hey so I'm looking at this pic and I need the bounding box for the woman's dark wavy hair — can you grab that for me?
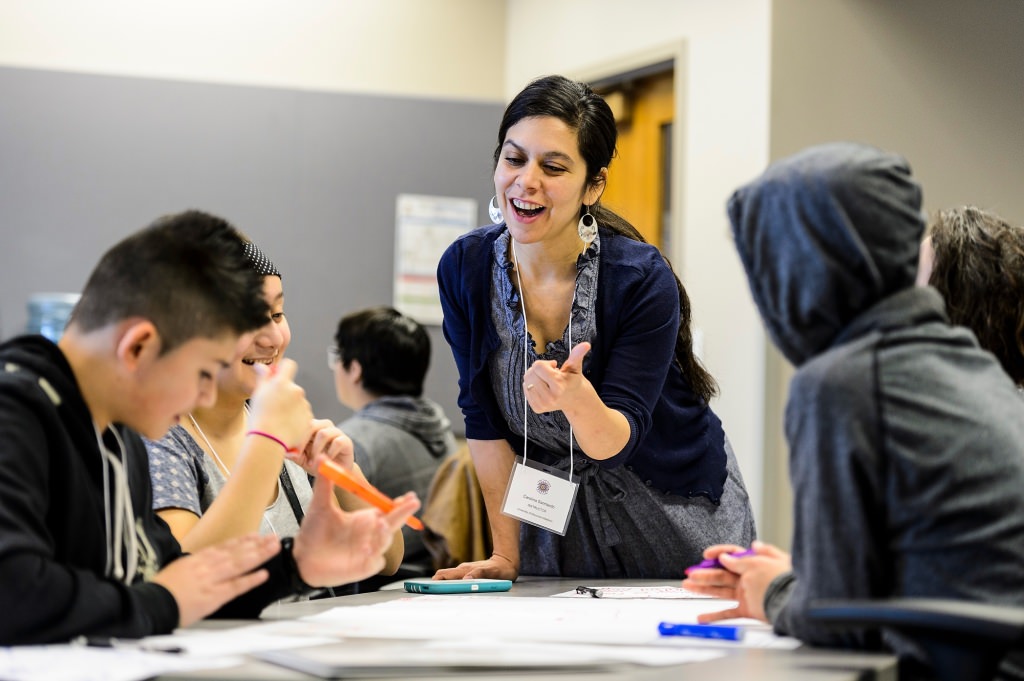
[493,75,717,402]
[927,206,1024,386]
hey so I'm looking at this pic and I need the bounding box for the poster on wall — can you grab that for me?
[394,194,477,325]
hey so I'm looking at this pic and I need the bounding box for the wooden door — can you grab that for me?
[597,70,674,250]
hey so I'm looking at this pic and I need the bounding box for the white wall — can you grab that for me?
[0,0,774,532]
[0,0,507,101]
[506,0,773,528]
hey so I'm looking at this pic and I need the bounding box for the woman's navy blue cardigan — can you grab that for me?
[436,224,728,502]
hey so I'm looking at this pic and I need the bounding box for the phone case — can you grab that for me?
[403,578,513,594]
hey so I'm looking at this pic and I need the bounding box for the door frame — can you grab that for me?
[569,41,688,274]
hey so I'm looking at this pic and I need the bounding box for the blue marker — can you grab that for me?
[657,622,744,641]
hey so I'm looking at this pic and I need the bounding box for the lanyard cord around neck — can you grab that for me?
[187,409,284,534]
[188,412,232,478]
[511,239,576,481]
[97,426,139,583]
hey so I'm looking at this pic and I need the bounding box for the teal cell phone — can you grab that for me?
[403,578,513,594]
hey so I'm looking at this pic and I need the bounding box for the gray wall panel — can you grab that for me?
[0,66,504,432]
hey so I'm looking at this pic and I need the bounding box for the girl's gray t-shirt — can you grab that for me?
[146,424,310,539]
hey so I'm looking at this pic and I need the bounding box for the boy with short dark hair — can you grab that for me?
[0,210,418,644]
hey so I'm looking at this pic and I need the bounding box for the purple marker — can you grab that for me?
[686,547,756,573]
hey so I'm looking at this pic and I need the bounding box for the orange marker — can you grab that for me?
[318,459,424,531]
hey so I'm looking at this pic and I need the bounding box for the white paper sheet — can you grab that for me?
[0,624,339,681]
[0,645,239,681]
[552,584,714,599]
[141,622,340,656]
[256,636,725,674]
[299,594,801,649]
[0,592,798,680]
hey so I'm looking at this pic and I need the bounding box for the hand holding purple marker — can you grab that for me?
[686,547,756,573]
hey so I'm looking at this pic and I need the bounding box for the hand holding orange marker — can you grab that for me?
[318,458,424,531]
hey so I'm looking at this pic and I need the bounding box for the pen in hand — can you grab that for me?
[685,548,756,573]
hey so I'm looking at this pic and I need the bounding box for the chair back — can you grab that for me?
[421,443,492,570]
[810,598,1024,681]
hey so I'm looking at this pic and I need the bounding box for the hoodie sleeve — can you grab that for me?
[591,245,681,465]
[0,552,179,643]
[438,232,506,441]
[0,384,181,644]
[767,346,888,650]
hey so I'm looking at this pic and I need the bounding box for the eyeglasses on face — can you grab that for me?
[327,345,341,370]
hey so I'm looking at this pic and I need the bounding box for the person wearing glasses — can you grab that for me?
[144,242,405,584]
[329,306,457,574]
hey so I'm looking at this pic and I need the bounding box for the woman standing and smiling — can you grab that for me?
[435,75,755,580]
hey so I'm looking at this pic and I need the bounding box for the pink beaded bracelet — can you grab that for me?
[246,430,299,453]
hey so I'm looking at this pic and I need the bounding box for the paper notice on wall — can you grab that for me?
[394,194,477,325]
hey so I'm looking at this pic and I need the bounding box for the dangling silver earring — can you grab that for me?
[578,206,598,244]
[488,196,504,224]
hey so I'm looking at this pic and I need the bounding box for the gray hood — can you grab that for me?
[727,142,924,367]
[357,395,455,459]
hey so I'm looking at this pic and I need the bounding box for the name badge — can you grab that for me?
[501,456,579,536]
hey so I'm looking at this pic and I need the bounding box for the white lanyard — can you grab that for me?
[501,240,581,536]
[97,426,139,583]
[188,408,280,536]
[510,239,576,480]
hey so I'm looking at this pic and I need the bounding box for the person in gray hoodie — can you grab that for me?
[331,306,458,569]
[682,143,1024,680]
